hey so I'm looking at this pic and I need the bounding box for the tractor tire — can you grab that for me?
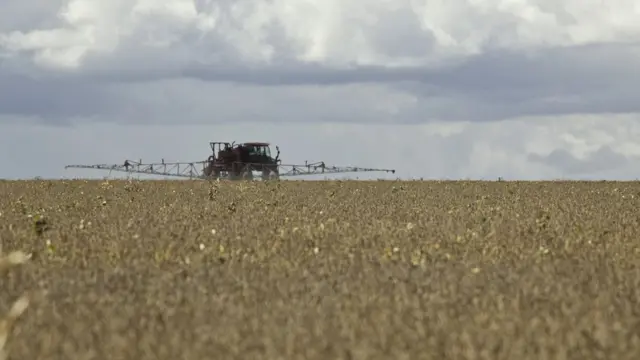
[262,168,279,181]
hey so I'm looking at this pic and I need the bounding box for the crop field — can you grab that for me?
[1,179,640,359]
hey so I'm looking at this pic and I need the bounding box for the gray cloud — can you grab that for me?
[0,72,118,121]
[528,145,633,175]
[0,0,66,32]
[1,43,638,125]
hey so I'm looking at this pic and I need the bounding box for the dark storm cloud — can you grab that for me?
[404,42,640,121]
[103,42,640,123]
[179,42,637,87]
[0,72,122,121]
[0,42,637,125]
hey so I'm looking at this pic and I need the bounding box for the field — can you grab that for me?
[1,179,640,359]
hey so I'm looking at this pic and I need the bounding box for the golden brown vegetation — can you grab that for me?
[1,179,640,359]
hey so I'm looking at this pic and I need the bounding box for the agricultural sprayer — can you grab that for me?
[65,141,395,180]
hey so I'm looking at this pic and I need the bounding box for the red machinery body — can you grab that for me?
[204,142,281,180]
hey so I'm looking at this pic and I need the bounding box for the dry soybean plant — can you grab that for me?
[0,245,30,360]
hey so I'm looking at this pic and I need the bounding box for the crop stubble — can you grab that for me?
[1,179,640,359]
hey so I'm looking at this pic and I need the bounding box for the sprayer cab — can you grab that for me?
[209,142,279,162]
[241,142,280,164]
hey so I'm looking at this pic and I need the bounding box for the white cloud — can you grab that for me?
[0,0,639,179]
[3,0,640,70]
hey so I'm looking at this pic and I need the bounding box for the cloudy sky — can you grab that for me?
[1,0,640,180]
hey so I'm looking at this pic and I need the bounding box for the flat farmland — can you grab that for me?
[1,179,640,359]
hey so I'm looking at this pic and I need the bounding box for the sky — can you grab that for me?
[1,0,640,180]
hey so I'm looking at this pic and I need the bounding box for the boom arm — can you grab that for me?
[279,161,395,177]
[65,160,209,179]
